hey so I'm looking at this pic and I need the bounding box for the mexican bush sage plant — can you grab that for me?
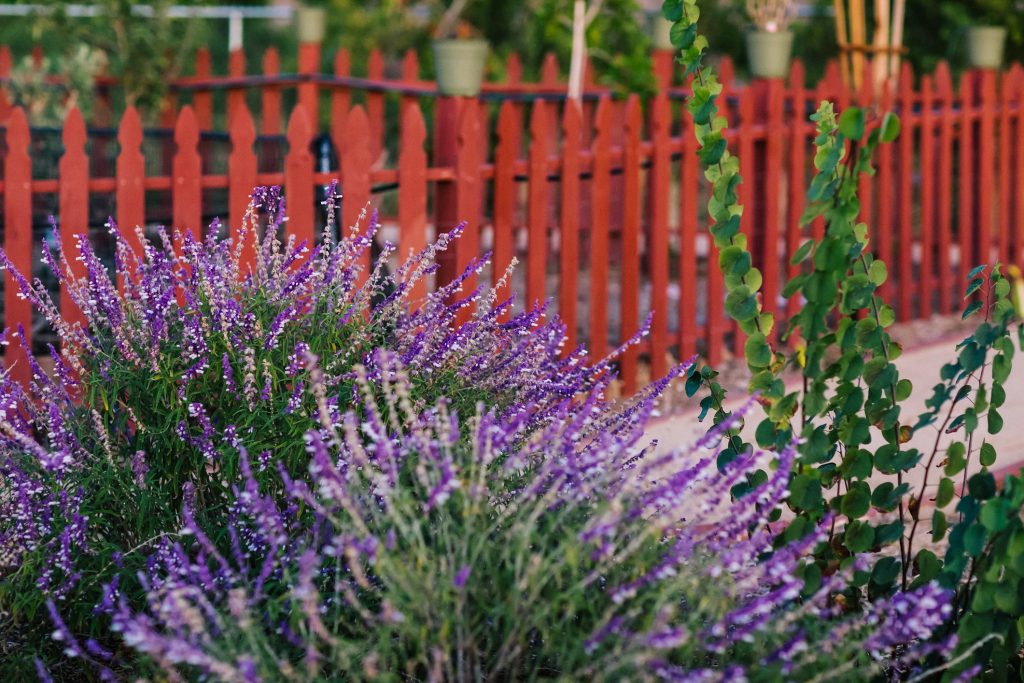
[89,353,955,682]
[0,185,633,677]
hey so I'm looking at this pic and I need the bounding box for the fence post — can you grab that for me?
[330,49,352,163]
[560,102,582,355]
[262,47,282,138]
[172,106,203,249]
[116,106,146,283]
[679,78,700,361]
[228,103,258,273]
[527,100,551,312]
[59,107,89,331]
[998,67,1016,266]
[228,48,246,132]
[876,81,895,303]
[193,48,213,130]
[401,50,420,116]
[590,98,612,361]
[1011,66,1024,267]
[285,105,315,250]
[3,108,32,386]
[958,70,975,282]
[0,45,10,122]
[398,102,427,303]
[978,69,997,268]
[433,96,463,286]
[786,61,807,322]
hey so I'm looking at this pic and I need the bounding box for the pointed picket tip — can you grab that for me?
[287,104,314,144]
[119,106,143,148]
[1005,64,1024,98]
[334,48,350,74]
[369,48,384,75]
[262,46,280,72]
[62,106,86,148]
[345,105,370,139]
[822,60,843,93]
[541,52,560,84]
[229,48,246,76]
[0,45,11,72]
[195,46,211,73]
[934,61,953,96]
[402,49,419,80]
[229,102,257,147]
[174,106,200,147]
[401,101,427,147]
[507,53,523,82]
[719,56,735,87]
[899,61,914,93]
[593,96,613,139]
[5,105,28,145]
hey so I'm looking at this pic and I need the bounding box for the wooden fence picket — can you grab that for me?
[338,106,372,277]
[228,103,258,272]
[679,94,700,361]
[786,61,807,322]
[763,78,784,322]
[58,107,89,330]
[1012,66,1024,267]
[998,68,1017,266]
[193,48,213,130]
[919,74,936,316]
[4,108,32,385]
[876,82,895,305]
[527,100,550,310]
[368,49,385,165]
[958,70,976,282]
[285,105,315,249]
[262,48,282,137]
[649,93,671,378]
[173,107,203,247]
[898,63,914,321]
[116,106,146,273]
[398,102,427,302]
[492,102,519,303]
[590,98,612,361]
[455,99,484,324]
[621,96,642,394]
[979,70,997,267]
[936,63,955,313]
[560,102,582,355]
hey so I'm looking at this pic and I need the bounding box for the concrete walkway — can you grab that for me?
[645,330,1024,538]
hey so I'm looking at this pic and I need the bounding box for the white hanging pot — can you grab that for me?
[746,30,794,79]
[432,39,489,97]
[966,25,1007,69]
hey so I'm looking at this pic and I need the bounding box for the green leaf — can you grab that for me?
[879,112,901,143]
[744,332,772,368]
[878,305,896,327]
[989,408,1004,435]
[871,556,900,588]
[968,471,997,500]
[932,510,948,542]
[967,264,988,280]
[962,300,984,320]
[844,520,874,553]
[894,379,912,402]
[725,286,759,322]
[789,239,814,265]
[936,477,955,508]
[980,442,997,467]
[841,482,871,519]
[838,107,866,140]
[790,474,822,510]
[914,548,941,582]
[868,259,888,286]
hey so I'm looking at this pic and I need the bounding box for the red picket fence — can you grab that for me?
[2,56,1023,393]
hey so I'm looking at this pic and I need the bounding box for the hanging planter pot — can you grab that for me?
[746,30,794,79]
[296,5,326,44]
[432,39,489,97]
[966,25,1007,69]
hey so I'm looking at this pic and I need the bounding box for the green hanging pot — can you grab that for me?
[746,30,794,79]
[966,25,1007,69]
[432,39,489,97]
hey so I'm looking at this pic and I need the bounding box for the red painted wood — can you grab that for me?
[1012,66,1024,267]
[919,75,936,317]
[679,106,700,360]
[261,48,282,136]
[398,102,428,303]
[590,98,612,360]
[876,83,895,304]
[897,63,914,321]
[527,100,550,311]
[560,102,582,353]
[58,107,89,331]
[541,53,560,87]
[228,48,246,128]
[4,108,32,385]
[492,102,519,304]
[786,61,807,322]
[173,106,203,248]
[649,93,670,377]
[621,96,642,394]
[433,97,463,287]
[298,42,322,128]
[454,99,484,324]
[116,106,146,278]
[998,70,1013,266]
[228,103,258,274]
[339,106,373,279]
[958,70,975,281]
[401,50,419,115]
[763,78,784,322]
[367,49,385,165]
[193,48,213,130]
[978,70,997,267]
[285,105,316,250]
[329,50,352,183]
[936,63,955,314]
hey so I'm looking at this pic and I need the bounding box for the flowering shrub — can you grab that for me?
[74,355,953,681]
[0,187,626,676]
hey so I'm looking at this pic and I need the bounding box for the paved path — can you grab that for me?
[646,333,1024,519]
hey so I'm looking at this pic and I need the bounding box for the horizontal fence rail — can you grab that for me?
[1,56,1023,393]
